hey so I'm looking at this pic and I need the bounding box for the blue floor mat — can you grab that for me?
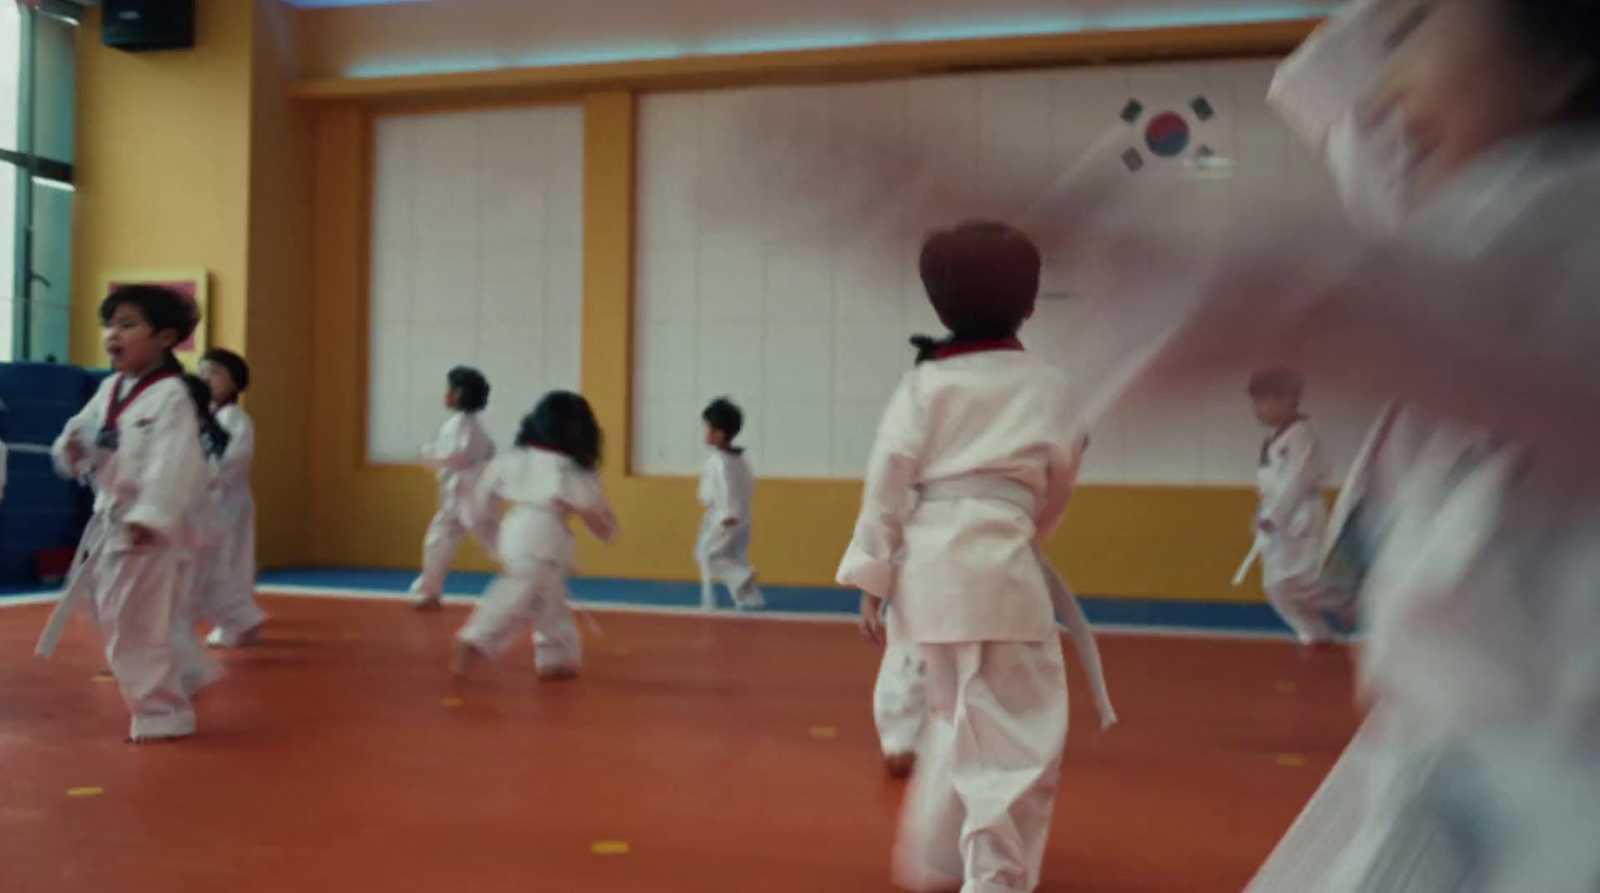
[254,567,1293,635]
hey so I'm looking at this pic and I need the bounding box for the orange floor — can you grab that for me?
[0,595,1357,893]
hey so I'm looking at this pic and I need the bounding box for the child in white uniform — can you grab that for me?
[411,366,495,610]
[452,391,617,682]
[696,397,763,610]
[170,373,229,697]
[841,222,1088,893]
[198,348,265,647]
[1248,367,1336,645]
[46,285,210,742]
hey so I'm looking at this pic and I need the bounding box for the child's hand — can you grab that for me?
[63,437,87,467]
[859,594,886,645]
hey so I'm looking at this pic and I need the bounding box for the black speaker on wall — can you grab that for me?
[102,0,195,52]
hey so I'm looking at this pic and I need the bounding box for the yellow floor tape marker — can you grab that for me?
[91,673,115,684]
[342,631,362,641]
[810,726,838,739]
[1276,754,1306,767]
[590,840,630,856]
[67,787,104,798]
[440,696,465,708]
[1275,681,1296,694]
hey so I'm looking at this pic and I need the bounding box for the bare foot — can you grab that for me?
[451,640,481,679]
[537,666,579,682]
[884,752,916,780]
[415,597,444,613]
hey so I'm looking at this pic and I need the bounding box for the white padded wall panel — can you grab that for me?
[368,106,585,463]
[633,61,1385,481]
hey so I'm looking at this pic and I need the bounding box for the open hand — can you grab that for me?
[858,594,886,645]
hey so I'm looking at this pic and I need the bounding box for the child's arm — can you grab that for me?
[837,376,925,600]
[52,380,111,479]
[1259,426,1328,534]
[213,408,255,484]
[122,392,207,544]
[1063,179,1600,482]
[461,462,506,550]
[1036,430,1088,543]
[420,417,480,471]
[564,471,619,544]
[709,460,745,528]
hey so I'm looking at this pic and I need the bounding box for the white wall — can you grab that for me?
[367,105,584,462]
[631,59,1384,483]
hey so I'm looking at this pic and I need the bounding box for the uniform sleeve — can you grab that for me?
[1260,425,1327,532]
[1037,430,1087,543]
[213,408,255,485]
[421,416,478,470]
[462,461,505,550]
[121,394,206,540]
[562,470,618,543]
[837,375,925,599]
[711,459,745,525]
[52,378,111,479]
[1066,175,1600,481]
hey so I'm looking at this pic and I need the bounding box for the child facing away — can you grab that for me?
[451,391,618,682]
[197,348,266,647]
[43,285,212,742]
[169,373,231,698]
[1247,367,1336,645]
[411,365,496,611]
[696,397,763,610]
[840,221,1090,893]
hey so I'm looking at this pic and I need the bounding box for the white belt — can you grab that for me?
[914,474,1117,730]
[918,475,1038,516]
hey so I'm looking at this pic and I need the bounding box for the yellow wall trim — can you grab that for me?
[290,20,1318,105]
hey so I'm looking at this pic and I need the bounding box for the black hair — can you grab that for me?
[182,373,232,460]
[918,221,1041,341]
[447,365,491,413]
[202,348,251,400]
[99,285,199,352]
[517,391,602,471]
[701,397,744,442]
[1247,366,1305,401]
[1495,0,1600,121]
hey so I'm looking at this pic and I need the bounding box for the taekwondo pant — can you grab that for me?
[894,636,1069,893]
[875,606,927,757]
[696,519,763,609]
[411,509,468,602]
[457,560,582,673]
[77,523,196,739]
[1262,533,1337,645]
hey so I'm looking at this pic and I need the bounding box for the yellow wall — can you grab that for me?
[72,1,254,365]
[244,0,315,567]
[72,0,314,568]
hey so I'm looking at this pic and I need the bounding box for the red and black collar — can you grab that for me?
[931,338,1025,361]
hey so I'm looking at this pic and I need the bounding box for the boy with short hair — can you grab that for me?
[1247,366,1336,645]
[46,285,211,742]
[697,398,763,610]
[840,221,1088,893]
